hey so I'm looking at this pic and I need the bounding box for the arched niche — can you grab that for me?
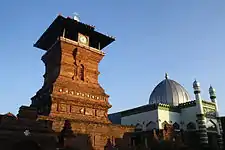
[161,121,169,129]
[79,64,85,81]
[146,121,157,131]
[187,122,196,131]
[173,122,180,130]
[135,123,143,132]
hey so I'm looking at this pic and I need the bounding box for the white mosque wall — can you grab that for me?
[158,109,181,129]
[180,105,197,130]
[121,110,158,130]
[120,105,205,131]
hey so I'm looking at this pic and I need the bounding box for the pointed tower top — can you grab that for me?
[209,85,216,93]
[193,79,200,88]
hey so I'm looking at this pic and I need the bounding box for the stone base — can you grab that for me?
[39,115,134,149]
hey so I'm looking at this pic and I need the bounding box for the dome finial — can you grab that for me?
[165,73,169,79]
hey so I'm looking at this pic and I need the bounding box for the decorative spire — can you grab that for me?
[165,73,169,79]
[73,12,80,22]
[209,85,216,102]
[209,85,216,93]
[193,79,200,89]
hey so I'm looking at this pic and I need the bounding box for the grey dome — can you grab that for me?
[149,74,191,106]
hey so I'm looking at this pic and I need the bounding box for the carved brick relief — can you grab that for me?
[59,103,67,112]
[71,106,84,114]
[51,103,58,112]
[85,108,95,116]
[55,87,107,102]
[94,134,106,146]
[96,110,105,117]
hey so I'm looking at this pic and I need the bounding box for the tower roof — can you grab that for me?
[34,15,115,51]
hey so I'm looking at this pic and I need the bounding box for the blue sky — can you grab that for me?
[0,1,225,115]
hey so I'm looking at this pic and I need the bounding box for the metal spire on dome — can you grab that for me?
[165,73,169,79]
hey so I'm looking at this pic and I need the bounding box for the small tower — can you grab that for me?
[193,80,201,100]
[209,85,224,149]
[209,85,219,116]
[193,79,208,146]
[31,14,115,124]
[209,85,216,103]
[193,79,204,114]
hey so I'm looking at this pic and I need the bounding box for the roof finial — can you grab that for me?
[193,79,200,88]
[165,73,169,79]
[209,84,213,88]
[73,12,80,22]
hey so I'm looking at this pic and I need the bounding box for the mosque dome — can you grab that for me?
[149,73,191,106]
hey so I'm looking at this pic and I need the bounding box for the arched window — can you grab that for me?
[173,122,180,130]
[187,122,196,131]
[79,64,84,81]
[135,123,143,132]
[162,121,169,129]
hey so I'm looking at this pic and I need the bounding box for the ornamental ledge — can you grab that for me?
[55,88,107,101]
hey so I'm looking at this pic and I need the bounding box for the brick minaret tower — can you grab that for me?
[31,14,115,124]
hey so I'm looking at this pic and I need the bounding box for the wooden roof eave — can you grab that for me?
[34,15,115,50]
[34,15,65,50]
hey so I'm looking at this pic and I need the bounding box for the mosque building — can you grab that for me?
[109,73,224,148]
